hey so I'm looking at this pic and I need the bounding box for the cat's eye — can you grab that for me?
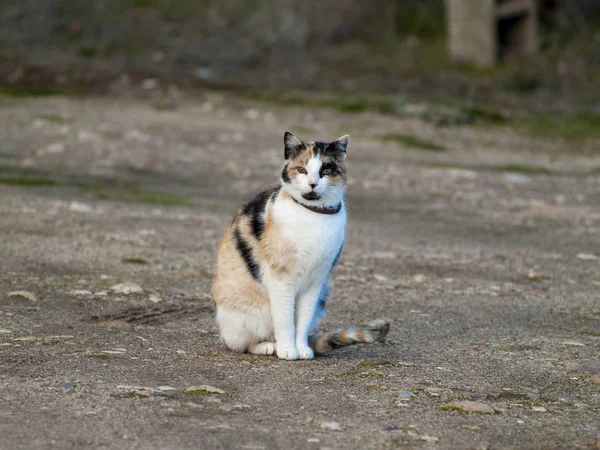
[296,167,307,174]
[322,169,332,175]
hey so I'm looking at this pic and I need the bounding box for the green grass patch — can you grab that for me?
[122,257,149,265]
[377,134,446,152]
[358,371,387,378]
[240,91,396,115]
[87,353,109,360]
[461,106,509,124]
[184,388,224,396]
[499,164,551,174]
[578,331,600,337]
[0,176,56,186]
[0,85,65,98]
[517,113,600,141]
[80,184,187,206]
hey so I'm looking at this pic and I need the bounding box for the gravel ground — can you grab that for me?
[1,91,599,450]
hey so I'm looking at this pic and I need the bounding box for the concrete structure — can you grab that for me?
[447,0,538,67]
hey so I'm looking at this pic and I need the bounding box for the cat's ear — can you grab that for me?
[284,131,303,159]
[332,134,349,154]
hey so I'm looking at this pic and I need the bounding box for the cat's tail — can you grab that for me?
[308,322,390,355]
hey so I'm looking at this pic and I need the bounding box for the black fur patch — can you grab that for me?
[233,227,261,282]
[242,186,279,240]
[319,162,339,177]
[281,164,291,184]
[331,243,343,271]
[317,284,330,312]
[316,141,345,159]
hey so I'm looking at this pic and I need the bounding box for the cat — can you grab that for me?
[212,132,389,360]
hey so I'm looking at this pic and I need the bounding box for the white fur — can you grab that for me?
[217,135,348,361]
[265,192,346,360]
[216,182,346,360]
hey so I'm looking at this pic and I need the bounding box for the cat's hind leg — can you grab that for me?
[248,342,276,355]
[216,306,274,354]
[216,308,253,352]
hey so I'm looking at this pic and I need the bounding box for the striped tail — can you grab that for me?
[308,322,390,355]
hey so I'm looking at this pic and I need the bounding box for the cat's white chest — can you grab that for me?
[272,198,345,276]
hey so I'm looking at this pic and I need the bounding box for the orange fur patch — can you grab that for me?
[212,225,269,312]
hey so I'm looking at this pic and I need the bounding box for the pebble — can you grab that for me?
[413,274,426,283]
[444,401,495,414]
[69,201,93,213]
[69,290,93,296]
[532,406,547,412]
[399,390,416,398]
[504,173,531,184]
[373,274,388,282]
[149,294,162,303]
[184,385,226,395]
[318,420,342,431]
[7,291,37,302]
[560,340,586,347]
[577,253,599,261]
[110,282,144,295]
[0,329,13,335]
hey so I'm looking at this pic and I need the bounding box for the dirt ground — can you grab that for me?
[1,91,599,450]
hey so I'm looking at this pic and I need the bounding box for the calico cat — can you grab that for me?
[212,132,389,360]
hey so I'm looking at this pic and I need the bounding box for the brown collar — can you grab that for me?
[292,197,342,215]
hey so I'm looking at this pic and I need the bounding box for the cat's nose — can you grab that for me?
[309,181,318,189]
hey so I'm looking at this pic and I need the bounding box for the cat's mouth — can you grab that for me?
[302,192,321,201]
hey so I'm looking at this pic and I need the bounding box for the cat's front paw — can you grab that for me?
[276,346,299,360]
[297,346,314,360]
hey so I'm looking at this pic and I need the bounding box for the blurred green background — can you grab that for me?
[1,0,599,136]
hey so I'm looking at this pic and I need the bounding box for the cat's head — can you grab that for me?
[280,131,348,207]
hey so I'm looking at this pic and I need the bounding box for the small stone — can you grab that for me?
[373,274,388,282]
[532,406,547,412]
[60,382,75,391]
[592,375,600,384]
[110,282,143,295]
[184,385,226,395]
[418,435,439,443]
[0,329,13,335]
[318,420,342,431]
[577,253,599,261]
[527,269,544,280]
[69,201,93,213]
[560,340,586,347]
[94,291,109,297]
[473,344,487,352]
[462,425,481,431]
[424,387,446,397]
[504,173,531,184]
[399,390,416,398]
[69,289,93,296]
[149,294,162,303]
[443,401,495,414]
[7,291,37,302]
[413,274,426,283]
[176,349,186,354]
[101,350,125,355]
[306,438,320,443]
